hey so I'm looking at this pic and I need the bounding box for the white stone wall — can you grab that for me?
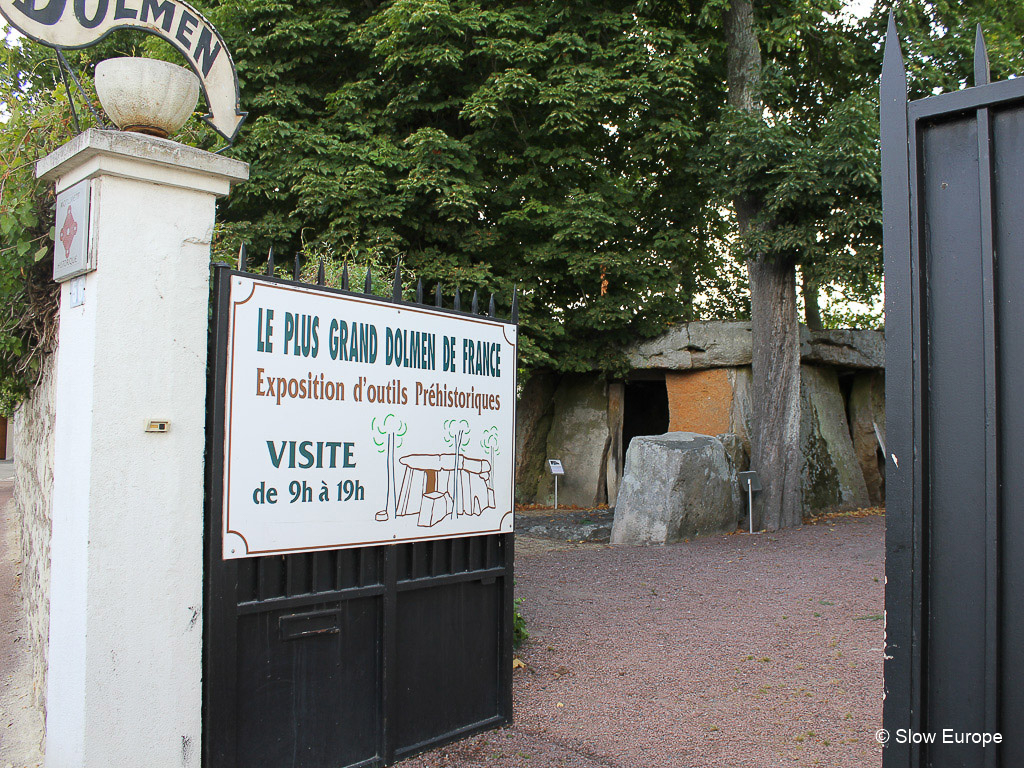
[13,350,57,715]
[36,130,246,767]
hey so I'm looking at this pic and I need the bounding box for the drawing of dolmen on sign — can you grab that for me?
[394,452,496,527]
[376,417,500,528]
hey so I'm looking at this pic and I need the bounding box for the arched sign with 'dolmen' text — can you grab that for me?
[0,0,246,141]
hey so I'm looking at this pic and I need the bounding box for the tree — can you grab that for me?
[372,413,407,521]
[721,0,803,531]
[696,0,1024,529]
[207,0,725,374]
[876,0,1024,97]
[686,0,879,530]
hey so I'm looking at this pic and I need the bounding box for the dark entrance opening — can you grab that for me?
[621,373,669,469]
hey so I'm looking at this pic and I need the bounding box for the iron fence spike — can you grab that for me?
[266,246,275,277]
[454,286,461,311]
[881,13,906,93]
[238,242,247,272]
[435,283,442,307]
[293,255,301,282]
[342,264,349,290]
[416,279,424,304]
[975,24,991,87]
[317,258,326,286]
[364,267,372,295]
[471,290,479,314]
[393,258,403,302]
[489,294,496,317]
[511,286,519,324]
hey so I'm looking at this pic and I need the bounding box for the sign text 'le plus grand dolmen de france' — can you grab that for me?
[222,275,517,559]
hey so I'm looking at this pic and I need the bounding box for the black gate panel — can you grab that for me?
[993,106,1024,767]
[204,265,514,768]
[883,20,1024,768]
[391,535,510,757]
[395,581,503,754]
[235,597,381,768]
[920,114,988,763]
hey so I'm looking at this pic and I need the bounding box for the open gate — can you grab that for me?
[203,262,515,767]
[883,19,1024,768]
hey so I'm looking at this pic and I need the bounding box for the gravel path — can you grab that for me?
[404,513,884,768]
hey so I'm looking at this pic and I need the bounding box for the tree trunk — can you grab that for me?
[726,0,803,530]
[748,257,803,530]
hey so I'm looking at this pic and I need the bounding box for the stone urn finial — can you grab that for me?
[95,57,201,139]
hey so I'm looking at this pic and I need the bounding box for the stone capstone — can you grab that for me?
[541,374,610,507]
[627,321,753,370]
[801,327,884,370]
[611,432,741,545]
[627,321,883,372]
[800,366,870,513]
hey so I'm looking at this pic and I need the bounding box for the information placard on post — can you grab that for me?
[53,179,95,282]
[548,458,564,509]
[221,275,517,558]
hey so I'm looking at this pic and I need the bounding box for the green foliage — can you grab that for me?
[0,40,95,406]
[819,283,884,330]
[513,595,528,648]
[0,26,218,408]
[208,0,725,374]
[875,0,1024,98]
[295,242,417,302]
[697,0,884,320]
[6,0,1024,405]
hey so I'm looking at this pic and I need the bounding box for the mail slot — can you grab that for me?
[279,609,341,640]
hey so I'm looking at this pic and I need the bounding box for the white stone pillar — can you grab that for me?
[36,129,248,768]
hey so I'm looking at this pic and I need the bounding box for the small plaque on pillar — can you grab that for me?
[53,179,95,283]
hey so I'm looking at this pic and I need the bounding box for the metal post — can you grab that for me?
[748,481,754,535]
[554,475,558,510]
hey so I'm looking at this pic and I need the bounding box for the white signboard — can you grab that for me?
[222,275,517,559]
[0,0,245,141]
[548,459,564,475]
[52,179,95,282]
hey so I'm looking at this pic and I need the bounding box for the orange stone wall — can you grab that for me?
[665,369,734,436]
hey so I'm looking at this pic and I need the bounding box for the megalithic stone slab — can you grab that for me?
[611,432,741,545]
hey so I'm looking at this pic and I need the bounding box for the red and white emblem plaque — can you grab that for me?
[52,179,94,282]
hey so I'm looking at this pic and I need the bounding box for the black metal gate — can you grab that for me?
[203,262,514,768]
[882,20,1024,768]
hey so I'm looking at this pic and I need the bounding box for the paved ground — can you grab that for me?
[404,513,885,768]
